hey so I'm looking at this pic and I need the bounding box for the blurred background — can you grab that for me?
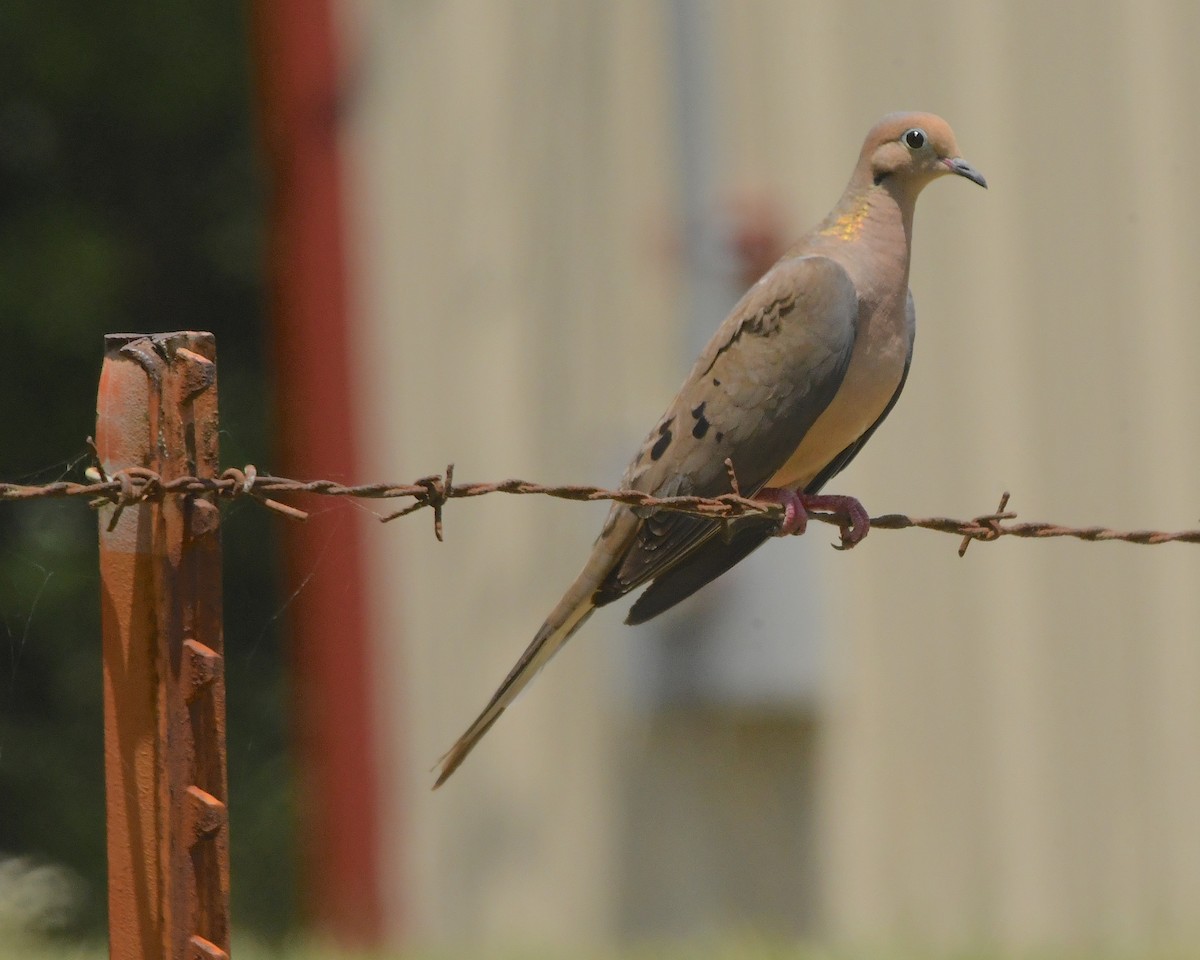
[3,1,1200,957]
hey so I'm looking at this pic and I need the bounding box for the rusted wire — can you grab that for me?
[2,452,1199,555]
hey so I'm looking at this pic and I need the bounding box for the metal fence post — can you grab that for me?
[96,332,230,960]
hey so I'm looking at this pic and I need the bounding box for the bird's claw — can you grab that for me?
[755,487,808,536]
[755,489,870,548]
[806,493,870,549]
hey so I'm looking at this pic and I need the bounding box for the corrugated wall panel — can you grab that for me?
[339,0,1200,950]
[340,0,678,945]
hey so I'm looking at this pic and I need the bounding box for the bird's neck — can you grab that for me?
[811,182,915,300]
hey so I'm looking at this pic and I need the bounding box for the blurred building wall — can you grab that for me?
[337,0,1200,952]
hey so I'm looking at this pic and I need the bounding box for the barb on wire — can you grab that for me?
[2,454,1199,555]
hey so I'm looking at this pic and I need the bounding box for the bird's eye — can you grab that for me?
[903,128,927,149]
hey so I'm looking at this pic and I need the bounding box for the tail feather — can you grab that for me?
[433,600,594,787]
[433,509,638,788]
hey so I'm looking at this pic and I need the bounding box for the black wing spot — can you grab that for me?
[714,431,724,443]
[712,378,721,387]
[701,295,795,376]
[650,420,673,461]
[690,401,709,439]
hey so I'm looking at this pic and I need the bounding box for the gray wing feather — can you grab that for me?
[592,254,858,606]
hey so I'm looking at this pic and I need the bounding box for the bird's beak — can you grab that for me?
[942,156,988,188]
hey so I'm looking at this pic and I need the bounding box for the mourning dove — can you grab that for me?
[435,112,985,786]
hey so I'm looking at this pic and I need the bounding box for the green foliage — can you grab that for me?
[0,0,296,941]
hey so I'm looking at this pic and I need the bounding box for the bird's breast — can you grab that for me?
[766,290,911,491]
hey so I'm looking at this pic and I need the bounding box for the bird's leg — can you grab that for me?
[754,488,871,548]
[800,493,870,549]
[754,487,809,536]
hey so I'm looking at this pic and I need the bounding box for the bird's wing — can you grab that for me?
[593,254,858,605]
[624,339,913,625]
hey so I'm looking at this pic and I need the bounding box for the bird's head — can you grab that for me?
[861,112,987,195]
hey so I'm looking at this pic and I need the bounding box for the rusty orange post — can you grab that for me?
[96,332,230,960]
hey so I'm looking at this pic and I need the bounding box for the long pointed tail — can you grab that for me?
[433,511,636,788]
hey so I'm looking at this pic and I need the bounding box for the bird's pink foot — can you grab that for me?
[755,487,808,536]
[754,488,871,548]
[802,493,870,548]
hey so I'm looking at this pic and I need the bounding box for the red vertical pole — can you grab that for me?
[97,332,230,960]
[250,1,385,946]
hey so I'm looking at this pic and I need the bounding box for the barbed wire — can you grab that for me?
[2,451,1198,557]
